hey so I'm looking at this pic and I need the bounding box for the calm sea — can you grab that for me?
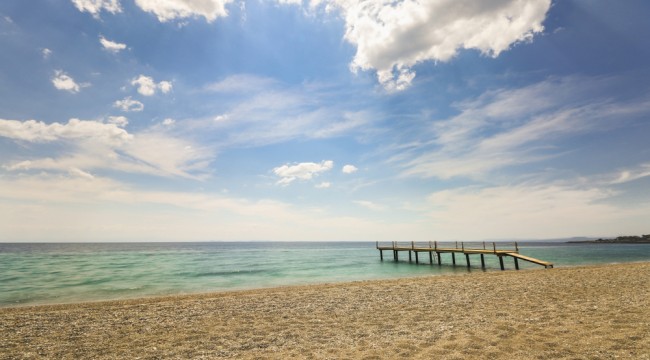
[1,241,649,307]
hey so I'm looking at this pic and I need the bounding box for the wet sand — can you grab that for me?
[1,262,649,359]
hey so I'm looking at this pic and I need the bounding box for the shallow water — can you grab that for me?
[1,241,649,307]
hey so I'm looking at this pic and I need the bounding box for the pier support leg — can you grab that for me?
[452,253,456,265]
[514,257,519,270]
[379,250,383,261]
[429,252,433,265]
[480,254,485,269]
[499,256,505,271]
[394,250,398,262]
[436,252,441,265]
[465,254,471,268]
[415,251,419,264]
[408,251,412,263]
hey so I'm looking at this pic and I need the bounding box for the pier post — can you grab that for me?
[480,254,485,269]
[452,253,456,265]
[514,257,519,270]
[409,251,412,263]
[465,253,471,268]
[380,250,383,261]
[436,252,441,265]
[498,256,505,270]
[415,251,419,264]
[394,250,398,261]
[429,251,433,264]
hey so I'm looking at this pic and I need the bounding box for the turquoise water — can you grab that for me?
[1,241,649,307]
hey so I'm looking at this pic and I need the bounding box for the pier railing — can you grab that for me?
[375,241,551,269]
[376,241,519,253]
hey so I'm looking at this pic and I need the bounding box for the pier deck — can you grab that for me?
[376,241,553,270]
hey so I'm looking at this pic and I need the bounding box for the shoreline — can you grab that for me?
[1,262,649,359]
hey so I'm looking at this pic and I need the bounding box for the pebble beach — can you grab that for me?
[1,262,649,359]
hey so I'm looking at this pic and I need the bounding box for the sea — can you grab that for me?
[1,241,649,307]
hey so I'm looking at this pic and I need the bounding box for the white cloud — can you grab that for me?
[205,74,277,93]
[342,164,358,174]
[99,36,127,53]
[134,0,233,22]
[0,118,213,180]
[315,181,331,189]
[198,76,375,148]
[396,77,650,180]
[114,97,144,112]
[132,75,172,96]
[162,118,176,126]
[52,70,88,93]
[316,0,550,91]
[71,0,122,18]
[354,200,385,211]
[0,118,131,144]
[273,160,333,185]
[42,48,52,59]
[610,164,650,185]
[107,116,128,127]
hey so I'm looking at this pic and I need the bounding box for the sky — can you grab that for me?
[1,0,649,242]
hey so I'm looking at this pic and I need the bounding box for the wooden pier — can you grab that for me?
[376,241,553,270]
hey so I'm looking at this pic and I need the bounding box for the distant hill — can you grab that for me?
[567,235,650,244]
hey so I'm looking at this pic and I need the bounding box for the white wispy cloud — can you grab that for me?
[196,75,377,148]
[42,48,52,59]
[273,160,333,185]
[204,74,277,93]
[395,77,650,180]
[134,0,233,22]
[107,115,128,127]
[99,35,127,53]
[354,200,385,211]
[71,0,122,18]
[0,118,131,144]
[131,75,172,96]
[114,97,144,112]
[52,70,88,93]
[609,163,650,185]
[303,0,550,91]
[0,118,213,180]
[315,181,331,189]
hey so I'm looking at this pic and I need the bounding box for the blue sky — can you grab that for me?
[1,0,649,241]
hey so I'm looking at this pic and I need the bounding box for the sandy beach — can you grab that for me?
[1,262,648,359]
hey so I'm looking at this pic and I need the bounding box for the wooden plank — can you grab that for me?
[505,252,553,267]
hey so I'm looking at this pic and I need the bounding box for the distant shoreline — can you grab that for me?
[567,234,650,244]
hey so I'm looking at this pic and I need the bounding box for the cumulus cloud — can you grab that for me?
[132,75,172,96]
[99,36,127,53]
[42,48,52,59]
[273,160,333,185]
[316,0,550,91]
[52,70,87,93]
[134,0,233,22]
[162,118,176,126]
[342,164,358,174]
[113,97,144,112]
[71,0,122,17]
